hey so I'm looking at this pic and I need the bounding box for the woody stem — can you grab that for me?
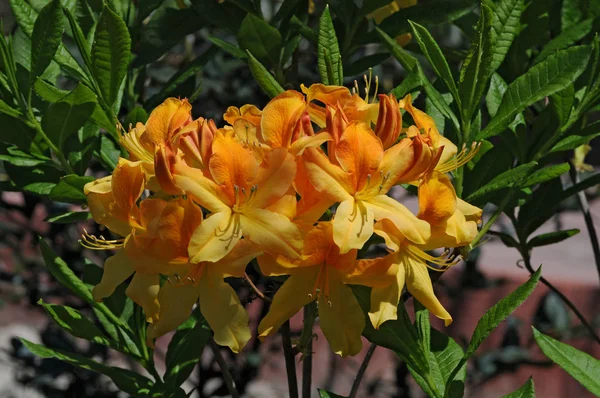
[300,302,317,398]
[209,338,239,398]
[281,320,299,398]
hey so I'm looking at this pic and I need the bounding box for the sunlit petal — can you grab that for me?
[258,268,318,338]
[369,258,403,329]
[333,198,374,254]
[303,147,353,201]
[189,210,241,263]
[92,250,134,302]
[261,90,306,148]
[318,271,365,356]
[239,209,302,259]
[126,272,160,323]
[198,267,251,353]
[173,162,230,212]
[146,282,199,344]
[365,195,430,245]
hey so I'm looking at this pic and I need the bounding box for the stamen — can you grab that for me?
[373,75,379,104]
[437,142,482,174]
[79,230,125,250]
[120,129,154,163]
[353,80,360,96]
[406,245,460,272]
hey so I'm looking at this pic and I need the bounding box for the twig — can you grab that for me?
[281,321,299,398]
[302,305,314,398]
[209,338,240,398]
[568,163,600,283]
[243,272,271,302]
[348,343,377,398]
[521,252,600,346]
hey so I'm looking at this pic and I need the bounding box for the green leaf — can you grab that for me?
[146,48,215,108]
[550,84,575,127]
[534,19,593,65]
[124,106,148,128]
[445,268,542,397]
[318,6,343,85]
[9,0,86,80]
[352,286,429,375]
[38,299,112,346]
[459,4,493,123]
[551,133,600,153]
[34,78,114,133]
[30,0,64,78]
[488,230,520,248]
[20,338,153,395]
[409,20,460,104]
[45,210,91,223]
[164,308,211,388]
[63,8,94,75]
[521,163,570,187]
[533,328,600,396]
[490,0,524,73]
[478,46,591,140]
[318,390,346,398]
[133,6,201,67]
[561,0,583,31]
[237,14,281,67]
[246,50,284,99]
[390,67,422,99]
[189,0,245,34]
[40,238,96,303]
[0,152,51,167]
[0,112,37,151]
[528,229,580,248]
[501,378,535,398]
[48,174,93,204]
[207,36,247,59]
[41,84,96,149]
[466,162,538,201]
[409,328,466,398]
[376,27,418,71]
[92,6,131,106]
[518,178,564,237]
[290,15,318,45]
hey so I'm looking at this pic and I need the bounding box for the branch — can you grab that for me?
[209,339,240,398]
[281,321,299,398]
[348,343,377,398]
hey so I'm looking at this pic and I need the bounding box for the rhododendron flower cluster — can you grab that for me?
[83,84,482,357]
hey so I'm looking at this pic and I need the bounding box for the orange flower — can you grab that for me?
[303,121,431,253]
[258,222,395,356]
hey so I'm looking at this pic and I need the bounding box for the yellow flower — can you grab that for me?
[367,0,418,46]
[173,130,303,263]
[258,222,395,356]
[303,121,431,253]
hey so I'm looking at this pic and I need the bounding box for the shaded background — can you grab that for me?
[0,0,599,397]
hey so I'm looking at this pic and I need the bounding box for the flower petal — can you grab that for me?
[369,257,404,329]
[418,171,457,225]
[303,147,353,201]
[365,195,430,245]
[261,90,306,148]
[318,271,365,356]
[146,282,199,344]
[335,122,383,192]
[333,198,374,254]
[405,254,452,326]
[216,240,263,278]
[258,268,317,338]
[239,209,302,259]
[189,210,240,263]
[252,148,296,209]
[344,254,397,288]
[92,250,134,301]
[173,162,229,212]
[146,98,192,144]
[126,272,160,323]
[198,267,251,353]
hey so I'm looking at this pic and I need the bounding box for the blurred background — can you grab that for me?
[0,0,599,397]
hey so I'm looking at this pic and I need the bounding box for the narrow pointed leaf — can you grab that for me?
[533,328,600,396]
[30,0,64,78]
[501,378,535,398]
[246,50,284,98]
[528,229,580,248]
[318,6,343,85]
[478,46,591,140]
[459,4,493,123]
[490,0,524,73]
[409,20,460,104]
[92,6,131,106]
